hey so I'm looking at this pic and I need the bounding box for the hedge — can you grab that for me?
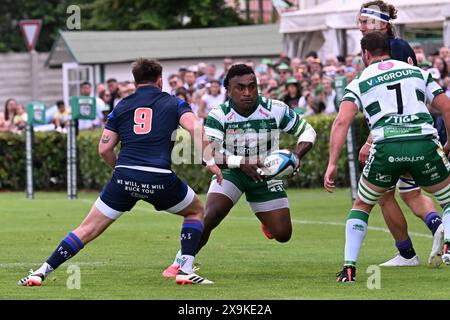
[0,114,369,192]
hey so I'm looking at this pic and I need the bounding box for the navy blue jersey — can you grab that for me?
[105,85,192,170]
[390,38,417,66]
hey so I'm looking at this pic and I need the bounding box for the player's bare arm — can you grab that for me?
[179,111,223,184]
[292,122,317,169]
[359,134,373,166]
[98,128,119,169]
[325,101,358,193]
[294,142,313,162]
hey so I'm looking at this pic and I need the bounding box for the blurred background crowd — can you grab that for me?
[1,44,449,145]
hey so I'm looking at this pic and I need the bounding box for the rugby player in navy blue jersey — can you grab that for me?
[19,59,222,286]
[357,1,444,268]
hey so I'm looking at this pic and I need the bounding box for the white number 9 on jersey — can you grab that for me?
[133,107,153,134]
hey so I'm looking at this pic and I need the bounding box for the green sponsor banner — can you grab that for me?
[359,69,423,94]
[26,102,46,125]
[224,118,278,131]
[383,125,422,138]
[70,96,96,120]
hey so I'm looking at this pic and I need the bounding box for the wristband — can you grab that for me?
[227,155,243,168]
[365,142,372,147]
[203,157,216,166]
[297,124,317,145]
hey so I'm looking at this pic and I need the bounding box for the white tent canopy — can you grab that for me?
[280,0,450,60]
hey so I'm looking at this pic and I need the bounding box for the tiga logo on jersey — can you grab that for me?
[383,114,421,124]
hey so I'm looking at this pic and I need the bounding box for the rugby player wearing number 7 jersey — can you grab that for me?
[325,32,450,282]
[357,0,444,268]
[19,59,222,286]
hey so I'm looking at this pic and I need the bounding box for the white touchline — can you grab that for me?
[82,199,433,239]
[4,212,433,269]
[230,216,433,239]
[0,262,108,269]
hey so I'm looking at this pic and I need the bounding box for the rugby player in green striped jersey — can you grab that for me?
[325,32,450,282]
[163,64,317,278]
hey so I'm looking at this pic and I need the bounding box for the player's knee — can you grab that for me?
[203,208,220,227]
[378,197,387,207]
[433,184,450,208]
[399,189,420,202]
[204,206,226,230]
[192,196,205,213]
[72,225,97,244]
[273,225,292,243]
[274,232,291,243]
[205,200,220,213]
[182,196,205,218]
[378,191,394,207]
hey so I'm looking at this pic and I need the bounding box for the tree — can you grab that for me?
[185,0,249,28]
[0,0,89,52]
[81,0,249,30]
[0,0,250,52]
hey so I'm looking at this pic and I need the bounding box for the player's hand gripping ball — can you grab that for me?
[257,149,299,180]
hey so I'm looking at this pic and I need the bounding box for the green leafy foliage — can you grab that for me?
[81,0,247,30]
[0,0,247,52]
[0,0,88,52]
[286,114,369,189]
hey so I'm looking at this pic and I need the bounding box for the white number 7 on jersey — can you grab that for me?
[133,107,152,134]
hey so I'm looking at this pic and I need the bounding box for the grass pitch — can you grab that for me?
[1,189,448,300]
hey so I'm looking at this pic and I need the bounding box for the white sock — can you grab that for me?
[173,249,182,266]
[179,255,195,274]
[443,205,450,242]
[344,210,369,265]
[34,262,54,278]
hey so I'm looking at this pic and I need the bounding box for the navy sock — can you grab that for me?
[425,212,442,236]
[180,219,204,256]
[46,232,84,270]
[396,237,416,259]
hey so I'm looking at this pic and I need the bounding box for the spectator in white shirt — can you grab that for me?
[320,76,337,115]
[198,80,225,122]
[78,81,107,130]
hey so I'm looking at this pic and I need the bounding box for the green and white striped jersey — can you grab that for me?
[205,96,310,157]
[342,59,444,143]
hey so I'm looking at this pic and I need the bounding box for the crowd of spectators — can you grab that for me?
[1,45,449,143]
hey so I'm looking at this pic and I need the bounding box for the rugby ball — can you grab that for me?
[258,149,299,180]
